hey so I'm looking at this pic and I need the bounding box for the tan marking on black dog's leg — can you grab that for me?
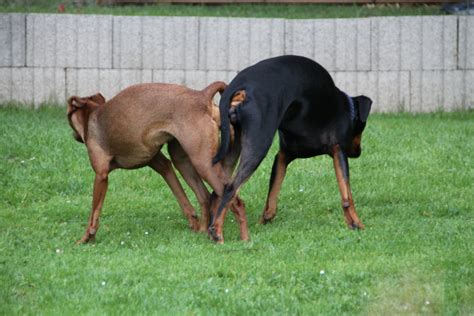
[230,195,249,241]
[260,150,288,224]
[332,145,364,230]
[149,152,200,232]
[345,182,364,229]
[208,192,228,244]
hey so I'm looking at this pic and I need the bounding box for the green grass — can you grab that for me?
[1,106,473,314]
[0,0,443,18]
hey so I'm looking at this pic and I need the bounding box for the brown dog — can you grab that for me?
[67,82,248,243]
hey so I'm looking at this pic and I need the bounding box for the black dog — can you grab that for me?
[209,55,372,242]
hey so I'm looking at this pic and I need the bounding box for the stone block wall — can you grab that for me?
[0,13,472,111]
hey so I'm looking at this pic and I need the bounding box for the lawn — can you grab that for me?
[0,106,473,314]
[0,0,443,18]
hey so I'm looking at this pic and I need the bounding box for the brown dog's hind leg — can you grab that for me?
[332,145,364,230]
[260,150,292,224]
[169,139,248,238]
[149,152,200,231]
[168,140,211,232]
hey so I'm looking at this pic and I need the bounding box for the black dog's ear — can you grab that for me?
[354,95,372,122]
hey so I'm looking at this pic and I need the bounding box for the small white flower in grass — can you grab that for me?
[101,281,106,286]
[299,188,304,192]
[120,241,125,245]
[320,270,325,275]
[363,292,368,297]
[55,248,61,254]
[20,160,25,164]
[425,300,430,305]
[145,231,149,235]
[225,289,229,293]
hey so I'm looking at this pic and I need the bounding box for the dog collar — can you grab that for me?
[343,92,355,120]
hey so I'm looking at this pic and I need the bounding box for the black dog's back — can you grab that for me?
[214,55,346,164]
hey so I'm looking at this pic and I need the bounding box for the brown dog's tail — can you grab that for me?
[202,81,227,101]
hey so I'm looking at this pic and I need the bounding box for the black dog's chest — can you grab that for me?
[278,126,336,158]
[278,100,344,157]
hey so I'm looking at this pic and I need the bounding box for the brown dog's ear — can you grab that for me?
[67,96,87,116]
[67,96,89,143]
[67,93,105,116]
[88,92,106,105]
[203,81,228,100]
[68,96,86,108]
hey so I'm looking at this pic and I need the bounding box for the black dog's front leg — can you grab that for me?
[260,150,293,224]
[332,145,364,229]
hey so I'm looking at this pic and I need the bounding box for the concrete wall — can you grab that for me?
[0,13,473,111]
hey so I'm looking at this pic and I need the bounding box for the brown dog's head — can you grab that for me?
[67,93,106,143]
[348,95,372,158]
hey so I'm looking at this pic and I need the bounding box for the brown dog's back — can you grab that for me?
[92,83,215,169]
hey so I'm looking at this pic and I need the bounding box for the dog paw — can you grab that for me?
[189,218,201,232]
[208,225,224,243]
[76,234,95,244]
[259,215,274,225]
[76,230,96,244]
[349,222,365,230]
[198,223,208,233]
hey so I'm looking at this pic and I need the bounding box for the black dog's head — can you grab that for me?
[348,95,372,158]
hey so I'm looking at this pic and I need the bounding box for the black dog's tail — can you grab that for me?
[212,87,242,165]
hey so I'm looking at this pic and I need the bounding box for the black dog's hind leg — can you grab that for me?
[332,144,365,230]
[209,124,276,242]
[260,150,294,224]
[208,157,262,243]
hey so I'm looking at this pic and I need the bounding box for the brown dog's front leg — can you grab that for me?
[77,172,109,244]
[332,145,364,230]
